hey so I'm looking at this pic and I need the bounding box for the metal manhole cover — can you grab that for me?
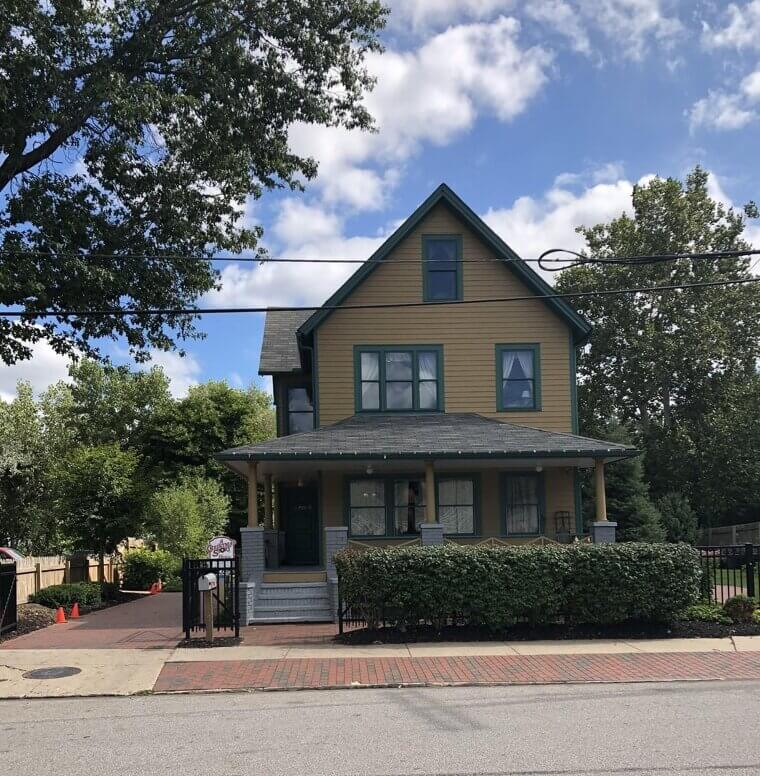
[23,666,82,680]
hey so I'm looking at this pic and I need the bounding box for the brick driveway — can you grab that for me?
[154,650,760,692]
[2,593,184,650]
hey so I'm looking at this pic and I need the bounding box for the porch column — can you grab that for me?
[592,459,617,543]
[264,474,273,530]
[247,460,260,528]
[425,461,436,523]
[421,460,444,545]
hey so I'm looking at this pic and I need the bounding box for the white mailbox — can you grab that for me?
[197,572,217,592]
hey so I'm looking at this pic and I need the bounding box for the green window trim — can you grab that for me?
[495,343,542,412]
[500,471,546,537]
[344,473,479,538]
[422,234,463,302]
[353,344,444,413]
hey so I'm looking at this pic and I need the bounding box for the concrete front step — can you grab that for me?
[249,614,334,624]
[263,571,326,583]
[253,580,333,623]
[258,582,330,599]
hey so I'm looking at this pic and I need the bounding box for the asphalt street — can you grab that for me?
[2,682,760,775]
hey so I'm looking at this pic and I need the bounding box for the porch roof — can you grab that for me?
[216,413,636,464]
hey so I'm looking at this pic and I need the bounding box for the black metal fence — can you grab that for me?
[0,561,17,635]
[182,557,240,640]
[698,544,758,604]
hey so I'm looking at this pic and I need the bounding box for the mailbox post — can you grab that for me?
[198,573,218,642]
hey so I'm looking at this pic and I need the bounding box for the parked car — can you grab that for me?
[0,547,24,562]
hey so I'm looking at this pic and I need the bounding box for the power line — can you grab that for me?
[2,247,760,266]
[2,276,758,319]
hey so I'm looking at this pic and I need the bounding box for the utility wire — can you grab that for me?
[1,276,758,319]
[2,247,760,266]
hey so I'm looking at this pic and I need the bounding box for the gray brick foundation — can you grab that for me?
[592,521,617,543]
[420,523,444,545]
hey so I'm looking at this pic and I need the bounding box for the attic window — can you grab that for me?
[422,235,462,302]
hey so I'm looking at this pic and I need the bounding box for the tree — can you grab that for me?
[1,0,387,365]
[54,444,141,554]
[141,381,274,521]
[147,477,229,557]
[657,492,698,544]
[584,423,665,542]
[557,167,760,522]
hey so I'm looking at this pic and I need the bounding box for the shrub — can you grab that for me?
[122,549,180,590]
[30,582,103,609]
[146,477,230,558]
[163,576,183,592]
[334,543,702,629]
[657,492,698,544]
[723,595,757,624]
[678,601,731,624]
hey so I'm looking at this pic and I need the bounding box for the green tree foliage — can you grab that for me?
[557,168,760,525]
[0,0,387,365]
[141,381,274,527]
[657,492,698,544]
[53,443,141,554]
[147,477,229,557]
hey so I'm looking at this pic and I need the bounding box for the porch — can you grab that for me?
[216,414,636,624]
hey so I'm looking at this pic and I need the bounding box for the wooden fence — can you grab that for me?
[15,555,123,605]
[698,522,760,547]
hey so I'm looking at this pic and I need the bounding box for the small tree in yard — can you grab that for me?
[54,444,141,555]
[147,477,229,558]
[657,492,698,544]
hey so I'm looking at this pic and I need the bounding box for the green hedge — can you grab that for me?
[30,582,103,610]
[334,543,702,628]
[122,549,181,591]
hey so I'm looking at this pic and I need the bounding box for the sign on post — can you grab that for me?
[207,536,236,559]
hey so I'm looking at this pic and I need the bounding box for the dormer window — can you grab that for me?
[422,235,462,302]
[355,345,443,412]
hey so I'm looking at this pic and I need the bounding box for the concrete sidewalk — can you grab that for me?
[3,636,760,698]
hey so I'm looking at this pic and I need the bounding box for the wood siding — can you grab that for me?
[316,202,573,431]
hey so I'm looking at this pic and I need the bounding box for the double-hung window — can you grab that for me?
[347,477,426,536]
[437,477,476,535]
[496,344,541,411]
[423,236,462,302]
[355,346,443,412]
[286,386,314,433]
[503,474,543,535]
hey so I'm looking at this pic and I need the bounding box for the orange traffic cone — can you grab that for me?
[70,602,80,619]
[156,579,163,593]
[55,606,67,624]
[149,582,158,595]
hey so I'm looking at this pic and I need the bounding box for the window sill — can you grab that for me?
[496,407,542,413]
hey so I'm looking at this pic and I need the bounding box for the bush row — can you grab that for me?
[30,581,119,610]
[334,543,702,628]
[122,549,181,591]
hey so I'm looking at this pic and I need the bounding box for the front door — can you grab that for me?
[282,484,320,565]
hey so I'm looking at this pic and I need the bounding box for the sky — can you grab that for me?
[5,0,760,401]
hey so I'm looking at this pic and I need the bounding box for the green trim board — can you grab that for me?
[295,183,592,344]
[353,344,445,413]
[500,471,546,537]
[421,234,463,302]
[569,332,579,435]
[218,449,635,462]
[344,473,480,538]
[495,343,542,412]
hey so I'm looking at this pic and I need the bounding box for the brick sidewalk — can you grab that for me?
[153,650,760,693]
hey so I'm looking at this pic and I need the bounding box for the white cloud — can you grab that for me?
[142,350,202,397]
[385,0,515,31]
[0,340,74,402]
[689,70,760,132]
[702,1,760,50]
[482,174,637,266]
[525,0,591,54]
[289,17,552,209]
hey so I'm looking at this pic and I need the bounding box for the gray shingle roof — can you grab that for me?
[258,309,313,374]
[216,413,636,461]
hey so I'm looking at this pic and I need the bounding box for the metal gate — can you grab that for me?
[181,557,240,640]
[0,561,17,635]
[698,544,758,604]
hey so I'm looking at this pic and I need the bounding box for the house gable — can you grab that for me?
[297,183,591,344]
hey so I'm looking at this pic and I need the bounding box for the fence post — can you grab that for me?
[746,543,756,599]
[34,562,41,594]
